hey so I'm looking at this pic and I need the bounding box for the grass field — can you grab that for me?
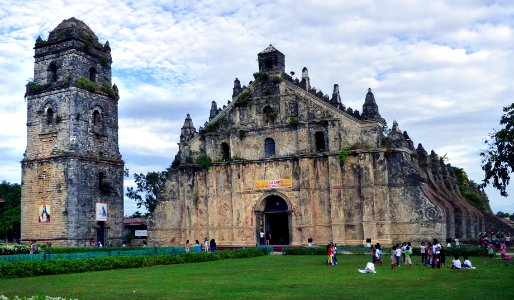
[1,254,513,299]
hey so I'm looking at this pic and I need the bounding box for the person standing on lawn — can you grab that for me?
[375,243,383,266]
[420,241,427,265]
[500,241,507,260]
[185,240,190,253]
[332,243,338,265]
[427,242,433,266]
[401,242,407,265]
[391,245,397,270]
[432,239,441,268]
[326,243,333,266]
[204,238,209,252]
[405,244,413,269]
[395,243,402,268]
[259,230,265,246]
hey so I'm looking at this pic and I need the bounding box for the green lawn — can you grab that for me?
[0,255,513,299]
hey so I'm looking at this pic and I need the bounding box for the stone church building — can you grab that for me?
[149,45,490,246]
[20,18,124,246]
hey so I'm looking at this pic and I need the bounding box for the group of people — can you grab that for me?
[259,230,272,245]
[363,238,481,271]
[479,232,511,248]
[450,255,474,269]
[185,238,217,253]
[419,239,446,268]
[371,243,383,266]
[390,242,413,269]
[88,238,103,247]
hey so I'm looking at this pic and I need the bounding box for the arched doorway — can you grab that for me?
[96,221,105,246]
[257,194,290,245]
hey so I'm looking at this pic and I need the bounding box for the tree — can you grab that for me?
[125,171,167,214]
[481,103,514,196]
[125,210,150,219]
[0,181,21,242]
[496,211,510,218]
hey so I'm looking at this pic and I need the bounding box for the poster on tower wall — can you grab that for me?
[38,204,51,223]
[96,203,108,222]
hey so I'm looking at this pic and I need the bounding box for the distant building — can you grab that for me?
[20,18,124,247]
[123,218,148,240]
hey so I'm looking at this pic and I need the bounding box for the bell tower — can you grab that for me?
[21,18,124,246]
[257,44,285,74]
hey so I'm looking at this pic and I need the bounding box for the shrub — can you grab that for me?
[253,72,269,82]
[196,155,212,169]
[0,244,34,255]
[283,247,325,255]
[75,77,119,100]
[35,246,148,254]
[0,247,267,279]
[263,106,278,122]
[272,76,282,84]
[288,117,298,126]
[75,76,97,92]
[462,191,486,210]
[101,83,119,100]
[338,148,349,163]
[235,91,252,107]
[201,116,226,134]
[25,82,48,95]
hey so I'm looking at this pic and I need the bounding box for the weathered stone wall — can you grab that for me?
[21,158,123,246]
[151,149,451,247]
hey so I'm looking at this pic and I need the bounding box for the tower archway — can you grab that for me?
[255,193,291,245]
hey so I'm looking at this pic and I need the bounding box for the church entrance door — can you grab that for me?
[96,221,105,246]
[263,195,290,245]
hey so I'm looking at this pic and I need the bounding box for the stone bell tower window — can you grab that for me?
[89,67,97,82]
[315,131,326,152]
[93,110,101,128]
[221,142,230,161]
[46,108,54,125]
[48,63,58,83]
[98,172,105,192]
[264,138,275,158]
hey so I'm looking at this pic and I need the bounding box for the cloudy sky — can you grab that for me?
[0,0,513,216]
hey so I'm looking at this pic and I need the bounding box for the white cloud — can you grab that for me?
[0,0,513,216]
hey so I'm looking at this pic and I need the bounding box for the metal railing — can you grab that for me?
[0,246,191,263]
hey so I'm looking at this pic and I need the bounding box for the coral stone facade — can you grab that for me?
[21,18,124,247]
[149,45,489,247]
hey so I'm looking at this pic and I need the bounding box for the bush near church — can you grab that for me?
[0,247,267,279]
